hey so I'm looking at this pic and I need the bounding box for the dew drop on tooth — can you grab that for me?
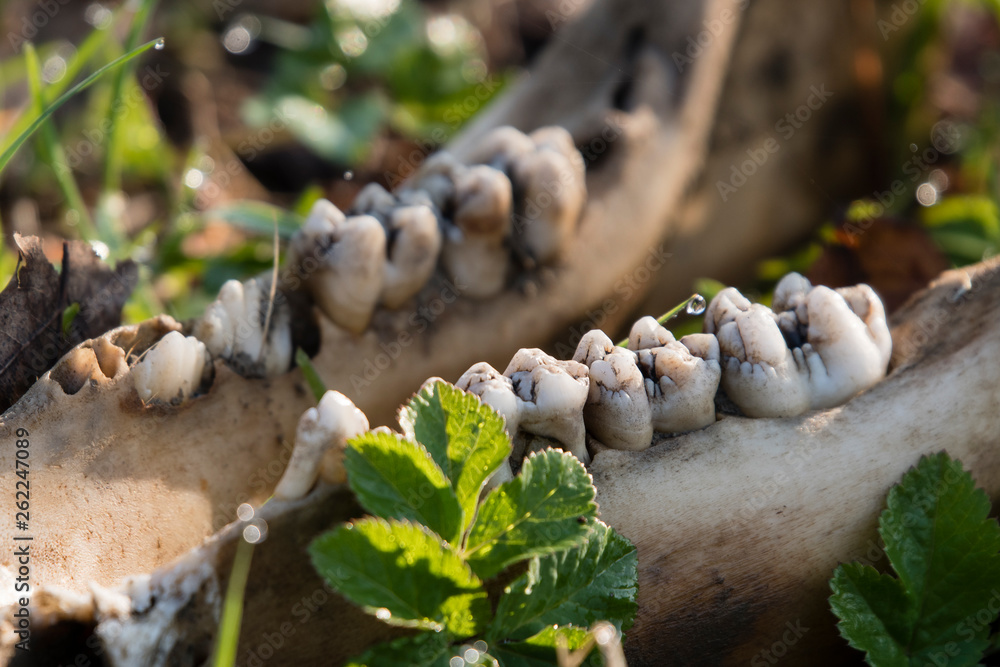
[686,294,707,315]
[154,38,165,50]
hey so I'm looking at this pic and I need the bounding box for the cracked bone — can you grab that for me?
[273,390,369,500]
[289,199,387,333]
[503,348,590,463]
[626,317,722,433]
[130,331,208,405]
[192,278,293,378]
[705,274,892,417]
[573,330,652,451]
[441,164,513,298]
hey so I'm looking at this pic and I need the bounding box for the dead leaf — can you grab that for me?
[0,234,137,413]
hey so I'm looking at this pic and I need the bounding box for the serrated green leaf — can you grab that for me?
[309,518,488,636]
[490,521,637,642]
[345,431,464,544]
[830,563,912,667]
[400,381,511,530]
[829,453,1000,666]
[465,450,597,579]
[345,632,452,667]
[492,626,594,667]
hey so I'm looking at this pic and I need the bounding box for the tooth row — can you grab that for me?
[705,273,891,417]
[274,390,370,501]
[280,126,586,333]
[192,278,294,378]
[131,331,209,405]
[456,273,891,465]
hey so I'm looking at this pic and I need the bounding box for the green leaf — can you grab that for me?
[830,563,912,667]
[465,450,597,579]
[490,521,637,642]
[400,381,511,531]
[829,452,1000,666]
[295,348,327,403]
[310,518,488,637]
[492,626,593,667]
[61,303,81,339]
[345,431,464,544]
[345,632,452,667]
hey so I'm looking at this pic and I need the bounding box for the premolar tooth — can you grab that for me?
[627,315,677,350]
[455,362,521,439]
[351,183,396,219]
[835,284,892,367]
[637,333,721,433]
[274,390,369,500]
[465,126,535,172]
[290,199,386,333]
[131,331,208,405]
[573,330,652,452]
[503,348,590,464]
[442,165,513,298]
[704,287,753,334]
[381,204,442,309]
[193,278,293,378]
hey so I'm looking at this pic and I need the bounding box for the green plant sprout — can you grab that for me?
[308,381,639,666]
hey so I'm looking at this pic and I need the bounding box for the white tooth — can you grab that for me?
[836,284,892,367]
[381,205,442,309]
[274,390,369,500]
[193,306,231,360]
[627,315,677,351]
[403,151,462,212]
[465,125,535,171]
[291,200,387,333]
[704,287,753,335]
[442,165,512,298]
[635,333,721,433]
[573,330,652,452]
[132,332,207,405]
[716,303,810,418]
[455,362,521,437]
[504,348,590,464]
[240,279,265,362]
[511,146,585,264]
[773,272,812,315]
[800,285,891,409]
[529,126,586,187]
[217,280,246,357]
[351,183,396,218]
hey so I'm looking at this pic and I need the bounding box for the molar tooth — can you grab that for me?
[511,142,585,264]
[704,287,752,334]
[274,390,369,500]
[455,362,521,439]
[381,205,442,309]
[835,284,892,367]
[131,331,208,405]
[635,333,720,433]
[442,165,513,298]
[573,330,652,451]
[503,348,590,464]
[800,285,890,409]
[291,200,386,333]
[466,126,535,172]
[529,126,586,186]
[627,315,677,351]
[351,183,396,219]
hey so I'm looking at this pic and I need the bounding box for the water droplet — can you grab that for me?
[464,648,480,663]
[594,623,616,646]
[375,607,391,620]
[154,38,165,50]
[90,240,110,259]
[236,503,254,521]
[473,640,488,653]
[343,170,354,181]
[686,294,707,315]
[243,525,261,543]
[449,657,464,667]
[916,182,938,207]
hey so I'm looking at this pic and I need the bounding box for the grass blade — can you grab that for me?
[212,538,254,667]
[0,37,164,176]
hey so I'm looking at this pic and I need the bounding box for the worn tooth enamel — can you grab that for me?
[193,278,293,378]
[403,151,462,211]
[503,348,590,464]
[290,199,386,333]
[131,331,208,405]
[455,362,521,437]
[627,315,677,350]
[274,390,369,500]
[512,150,585,263]
[710,275,892,417]
[635,334,721,433]
[351,183,396,219]
[704,287,753,335]
[381,205,442,309]
[798,285,891,409]
[442,165,513,298]
[529,126,586,186]
[573,330,652,451]
[465,126,536,171]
